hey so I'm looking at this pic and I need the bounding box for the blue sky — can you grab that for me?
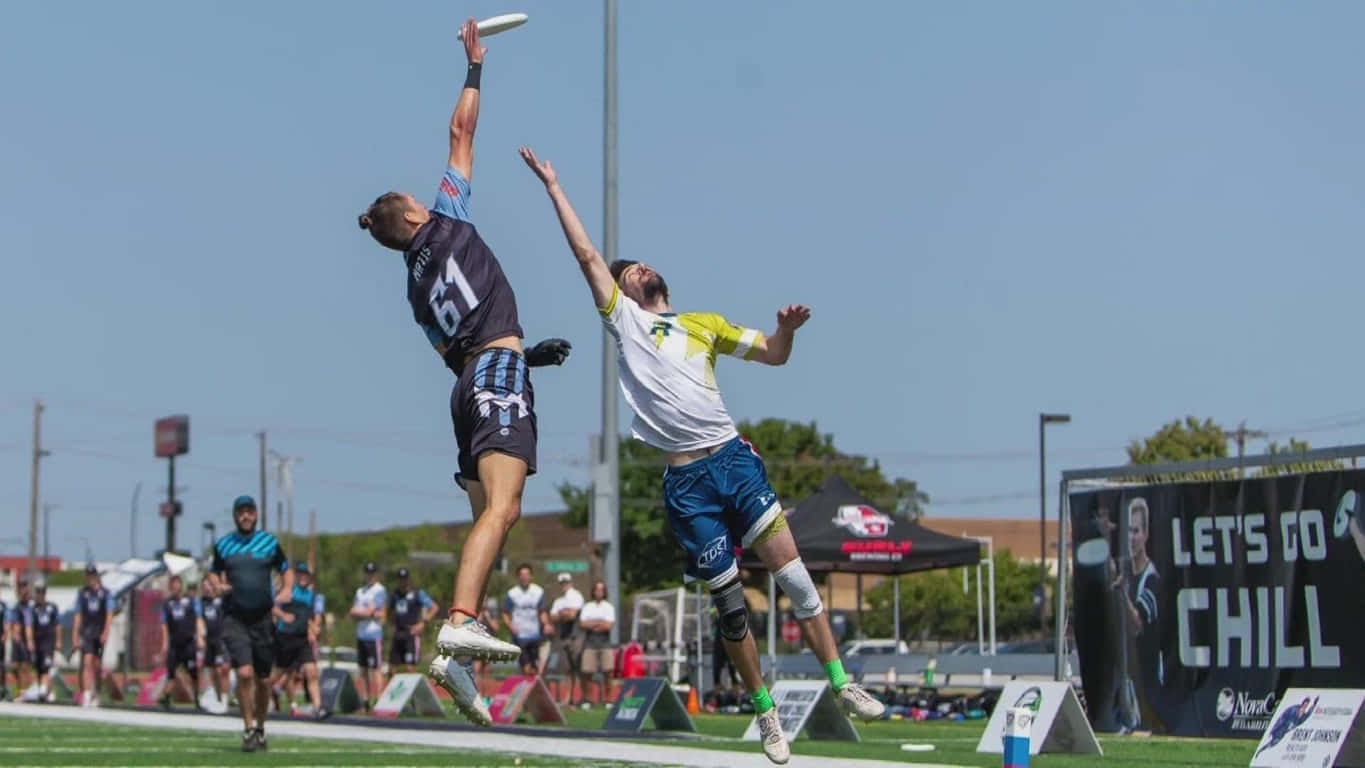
[4,1,1365,563]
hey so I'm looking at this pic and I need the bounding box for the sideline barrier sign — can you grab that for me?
[976,681,1101,756]
[1250,689,1365,767]
[488,675,565,726]
[372,673,445,718]
[319,668,361,714]
[742,680,859,743]
[601,678,696,733]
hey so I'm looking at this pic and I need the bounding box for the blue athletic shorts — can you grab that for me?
[663,437,782,589]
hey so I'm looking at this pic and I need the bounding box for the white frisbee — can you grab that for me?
[1075,537,1110,567]
[459,12,529,39]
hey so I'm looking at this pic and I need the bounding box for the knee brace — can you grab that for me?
[713,579,749,642]
[775,558,823,619]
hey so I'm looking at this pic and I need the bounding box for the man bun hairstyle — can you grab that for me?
[359,192,414,251]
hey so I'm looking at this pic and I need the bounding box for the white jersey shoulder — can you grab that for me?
[599,286,764,452]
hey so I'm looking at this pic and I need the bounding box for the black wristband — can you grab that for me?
[464,62,482,90]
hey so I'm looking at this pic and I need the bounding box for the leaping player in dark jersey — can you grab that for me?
[356,18,569,726]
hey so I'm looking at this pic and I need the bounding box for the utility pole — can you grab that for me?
[257,431,268,531]
[1232,421,1268,478]
[308,508,317,571]
[43,503,56,574]
[28,400,48,583]
[130,482,141,559]
[269,451,301,553]
[601,0,621,645]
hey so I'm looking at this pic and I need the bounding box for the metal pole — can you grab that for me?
[166,455,177,553]
[1038,413,1046,639]
[892,576,901,648]
[130,482,141,559]
[1054,479,1070,681]
[27,399,44,583]
[767,572,777,675]
[975,561,984,654]
[695,581,704,700]
[43,503,52,573]
[987,537,997,655]
[601,0,621,645]
[257,431,267,532]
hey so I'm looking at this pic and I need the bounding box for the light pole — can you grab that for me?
[130,482,141,559]
[43,503,57,573]
[1039,412,1070,640]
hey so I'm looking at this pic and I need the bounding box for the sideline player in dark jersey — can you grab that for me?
[270,562,328,719]
[205,495,291,752]
[198,578,231,707]
[9,578,34,695]
[29,583,60,703]
[356,17,569,726]
[389,567,437,673]
[159,575,201,710]
[0,592,8,701]
[72,564,114,707]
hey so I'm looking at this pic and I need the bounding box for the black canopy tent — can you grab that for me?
[738,474,982,654]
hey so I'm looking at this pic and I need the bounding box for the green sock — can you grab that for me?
[751,686,775,714]
[825,659,849,692]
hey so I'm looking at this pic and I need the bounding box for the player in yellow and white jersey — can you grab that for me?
[520,147,883,766]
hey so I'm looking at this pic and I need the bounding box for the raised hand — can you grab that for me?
[461,17,487,63]
[526,338,572,367]
[519,146,557,185]
[776,304,811,331]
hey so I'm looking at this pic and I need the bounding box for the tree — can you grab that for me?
[1254,438,1344,477]
[860,550,1051,644]
[558,419,930,593]
[1125,417,1235,482]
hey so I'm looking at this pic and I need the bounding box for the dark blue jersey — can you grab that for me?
[75,587,114,636]
[32,602,59,646]
[276,585,315,636]
[211,530,288,621]
[161,596,198,646]
[389,588,435,636]
[406,167,522,374]
[200,596,225,641]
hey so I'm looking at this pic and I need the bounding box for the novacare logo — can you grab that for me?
[1215,687,1276,731]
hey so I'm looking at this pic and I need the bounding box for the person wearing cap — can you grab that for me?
[548,573,585,706]
[270,561,329,719]
[205,494,292,753]
[388,567,437,674]
[349,561,387,712]
[28,582,61,702]
[8,578,34,696]
[71,564,114,707]
[504,563,548,677]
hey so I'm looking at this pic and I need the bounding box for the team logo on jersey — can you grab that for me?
[832,504,894,538]
[697,535,729,568]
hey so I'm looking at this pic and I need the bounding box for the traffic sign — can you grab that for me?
[546,560,589,573]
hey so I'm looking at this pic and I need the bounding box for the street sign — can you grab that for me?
[546,560,589,573]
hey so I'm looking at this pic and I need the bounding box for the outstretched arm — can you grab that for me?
[519,147,617,310]
[448,18,487,181]
[750,305,812,365]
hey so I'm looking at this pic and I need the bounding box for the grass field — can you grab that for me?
[0,709,1259,768]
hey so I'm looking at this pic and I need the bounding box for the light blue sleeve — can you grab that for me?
[419,590,435,610]
[194,598,203,617]
[314,594,326,614]
[105,594,115,613]
[433,166,472,222]
[375,586,387,609]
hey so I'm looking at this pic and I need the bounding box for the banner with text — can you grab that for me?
[1069,471,1365,738]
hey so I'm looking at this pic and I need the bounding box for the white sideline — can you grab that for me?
[0,702,971,768]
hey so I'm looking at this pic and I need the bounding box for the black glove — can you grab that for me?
[525,338,572,367]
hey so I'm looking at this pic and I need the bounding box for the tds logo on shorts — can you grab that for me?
[832,505,893,538]
[697,535,729,568]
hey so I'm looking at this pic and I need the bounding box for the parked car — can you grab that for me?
[838,639,911,656]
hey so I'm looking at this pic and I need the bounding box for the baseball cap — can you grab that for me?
[294,561,310,573]
[397,567,410,579]
[364,561,378,573]
[557,573,572,583]
[232,495,256,510]
[85,564,98,575]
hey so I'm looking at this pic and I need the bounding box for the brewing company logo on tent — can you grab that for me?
[832,505,894,538]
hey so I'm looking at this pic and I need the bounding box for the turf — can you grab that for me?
[0,709,1259,768]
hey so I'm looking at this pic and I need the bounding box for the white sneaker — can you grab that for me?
[427,654,491,727]
[837,683,885,721]
[45,690,56,703]
[435,619,520,662]
[755,707,790,764]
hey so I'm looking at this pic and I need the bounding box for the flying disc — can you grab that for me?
[458,12,529,39]
[1075,537,1109,567]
